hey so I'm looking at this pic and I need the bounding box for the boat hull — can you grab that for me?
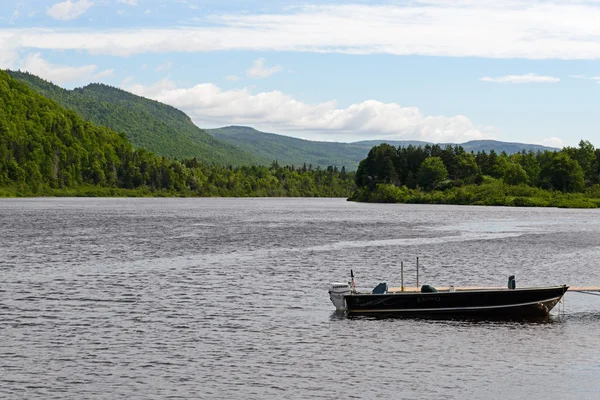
[344,286,568,318]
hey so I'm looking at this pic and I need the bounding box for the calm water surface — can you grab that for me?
[1,198,600,399]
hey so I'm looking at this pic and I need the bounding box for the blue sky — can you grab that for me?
[1,0,599,147]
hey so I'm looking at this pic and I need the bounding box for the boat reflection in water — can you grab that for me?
[329,272,568,320]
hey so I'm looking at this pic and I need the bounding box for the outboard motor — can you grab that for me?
[329,282,352,311]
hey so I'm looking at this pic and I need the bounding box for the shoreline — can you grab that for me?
[348,183,600,209]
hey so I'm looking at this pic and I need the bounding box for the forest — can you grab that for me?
[351,141,600,208]
[0,70,354,198]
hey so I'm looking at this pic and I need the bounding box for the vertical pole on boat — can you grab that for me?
[401,261,404,292]
[416,257,420,288]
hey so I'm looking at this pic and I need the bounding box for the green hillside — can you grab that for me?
[7,70,269,166]
[208,126,560,171]
[0,70,355,197]
[0,69,145,191]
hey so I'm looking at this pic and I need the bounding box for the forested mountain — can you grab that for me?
[7,70,268,166]
[0,70,355,197]
[209,126,559,171]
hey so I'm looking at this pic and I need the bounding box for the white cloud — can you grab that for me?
[19,53,110,85]
[0,2,597,59]
[0,50,19,69]
[155,61,172,72]
[541,137,564,148]
[0,34,19,69]
[246,58,282,78]
[93,69,115,79]
[117,0,138,5]
[10,9,21,24]
[480,73,560,84]
[570,75,600,83]
[225,75,241,81]
[122,78,494,143]
[47,0,93,21]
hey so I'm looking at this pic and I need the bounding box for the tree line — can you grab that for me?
[352,141,600,207]
[355,142,600,192]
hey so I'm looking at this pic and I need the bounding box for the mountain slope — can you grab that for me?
[208,126,560,171]
[0,69,137,188]
[7,70,269,166]
[207,125,369,169]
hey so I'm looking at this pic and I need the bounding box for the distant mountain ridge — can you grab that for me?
[208,126,560,170]
[206,125,370,169]
[355,139,556,154]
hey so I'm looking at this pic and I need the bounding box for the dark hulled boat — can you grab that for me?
[329,279,568,318]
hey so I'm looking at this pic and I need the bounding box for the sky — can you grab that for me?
[1,1,599,146]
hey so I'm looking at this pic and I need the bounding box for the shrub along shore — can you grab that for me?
[349,180,600,208]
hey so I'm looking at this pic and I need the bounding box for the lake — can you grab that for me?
[1,198,600,399]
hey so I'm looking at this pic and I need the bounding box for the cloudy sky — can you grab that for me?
[1,0,599,146]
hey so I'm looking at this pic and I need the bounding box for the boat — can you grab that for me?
[329,272,568,318]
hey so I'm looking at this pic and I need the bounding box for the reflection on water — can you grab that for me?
[1,198,600,399]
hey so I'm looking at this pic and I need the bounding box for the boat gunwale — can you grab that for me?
[349,285,568,296]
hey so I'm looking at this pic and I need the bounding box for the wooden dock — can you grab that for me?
[387,286,600,293]
[568,287,600,292]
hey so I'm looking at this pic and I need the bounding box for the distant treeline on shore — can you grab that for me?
[350,142,600,208]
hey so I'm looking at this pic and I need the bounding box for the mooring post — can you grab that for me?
[416,257,419,288]
[401,261,404,291]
